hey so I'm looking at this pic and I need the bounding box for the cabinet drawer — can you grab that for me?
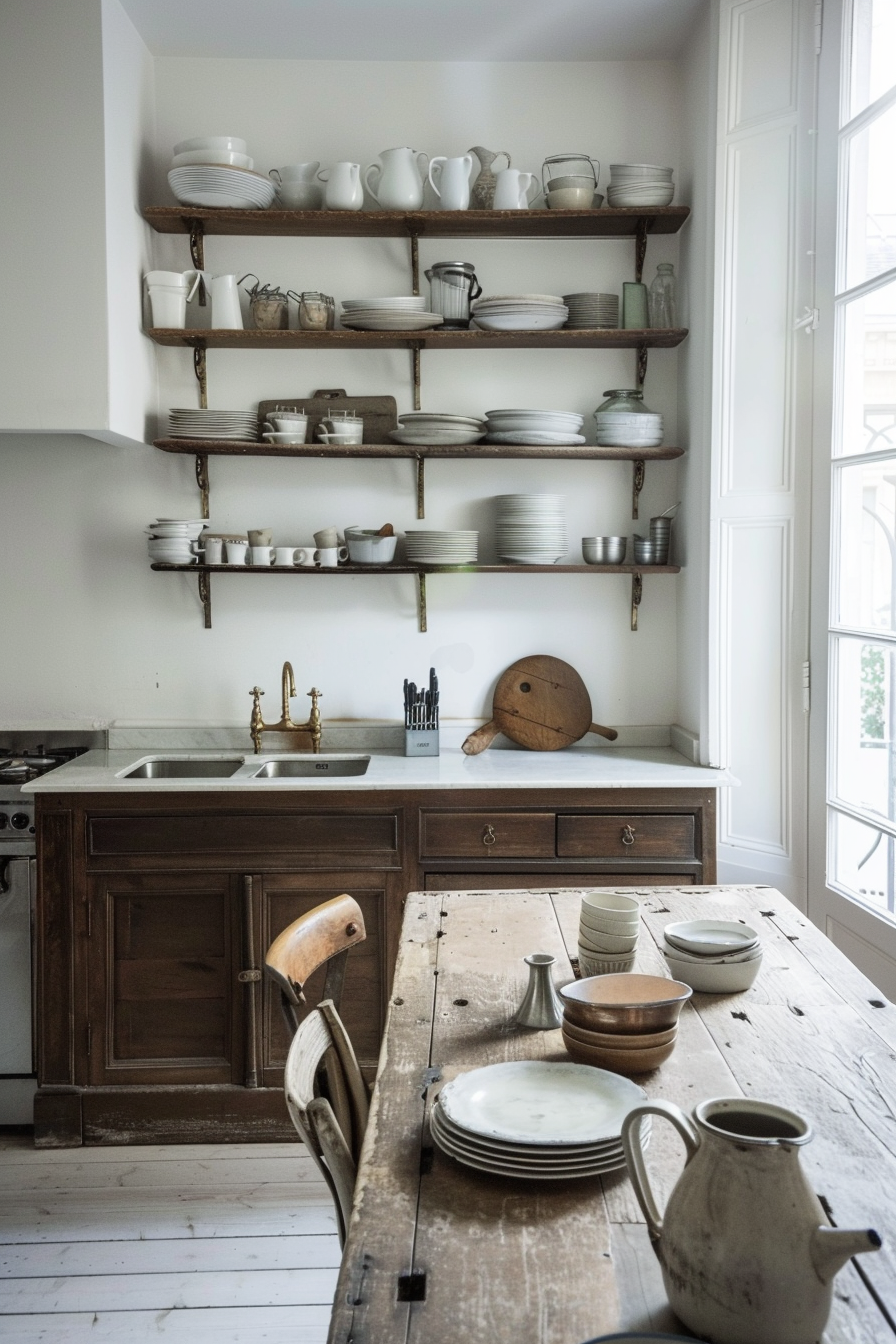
[88,812,398,858]
[420,811,555,858]
[557,814,696,861]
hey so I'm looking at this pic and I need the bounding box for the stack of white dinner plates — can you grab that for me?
[471,294,568,331]
[485,408,585,447]
[563,292,620,329]
[496,493,567,564]
[404,530,478,564]
[168,408,258,440]
[167,164,276,210]
[146,518,206,566]
[593,409,664,449]
[340,297,444,331]
[391,412,486,447]
[431,1060,649,1180]
[607,164,675,208]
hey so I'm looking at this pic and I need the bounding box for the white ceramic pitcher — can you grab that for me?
[622,1096,882,1344]
[428,155,473,211]
[493,168,536,210]
[365,147,429,210]
[318,162,363,211]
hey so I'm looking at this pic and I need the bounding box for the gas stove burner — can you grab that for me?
[0,751,82,783]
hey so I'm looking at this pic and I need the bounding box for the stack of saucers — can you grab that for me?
[471,294,568,331]
[146,518,206,566]
[340,298,443,331]
[168,408,258,441]
[391,412,485,447]
[485,409,584,447]
[431,1059,649,1180]
[496,494,567,564]
[607,164,675,208]
[559,973,692,1075]
[578,892,641,975]
[404,530,478,564]
[662,920,763,993]
[562,292,620,329]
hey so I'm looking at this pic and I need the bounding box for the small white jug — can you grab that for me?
[493,168,536,210]
[192,273,244,329]
[318,162,363,211]
[428,155,474,211]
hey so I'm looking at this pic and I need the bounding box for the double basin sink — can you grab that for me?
[120,755,371,781]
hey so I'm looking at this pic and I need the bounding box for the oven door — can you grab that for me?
[0,856,36,1122]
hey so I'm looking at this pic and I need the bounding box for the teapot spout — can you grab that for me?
[811,1225,882,1283]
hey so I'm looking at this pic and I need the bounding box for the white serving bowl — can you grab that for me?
[171,149,254,169]
[173,135,248,156]
[661,937,762,966]
[663,949,762,993]
[582,891,640,918]
[344,529,398,564]
[578,949,637,977]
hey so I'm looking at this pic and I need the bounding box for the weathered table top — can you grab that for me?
[327,885,896,1344]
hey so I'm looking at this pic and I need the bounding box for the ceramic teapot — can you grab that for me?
[365,147,429,211]
[318,162,363,211]
[622,1096,882,1344]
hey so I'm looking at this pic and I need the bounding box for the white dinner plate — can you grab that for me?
[390,429,486,446]
[431,1115,632,1179]
[664,920,759,957]
[434,1100,651,1157]
[488,431,586,446]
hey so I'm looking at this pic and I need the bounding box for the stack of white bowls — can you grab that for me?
[471,294,568,331]
[404,530,478,564]
[146,518,207,567]
[168,136,276,210]
[594,408,664,449]
[168,408,258,441]
[607,164,675,208]
[578,892,641,975]
[562,292,619,329]
[662,920,763,993]
[496,494,567,564]
[340,297,443,331]
[484,408,584,447]
[391,412,485,447]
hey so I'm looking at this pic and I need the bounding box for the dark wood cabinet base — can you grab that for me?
[35,1086,299,1148]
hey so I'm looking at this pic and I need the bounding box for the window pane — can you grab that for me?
[831,809,895,916]
[836,274,896,456]
[836,456,896,630]
[844,100,896,289]
[849,0,896,118]
[833,636,896,819]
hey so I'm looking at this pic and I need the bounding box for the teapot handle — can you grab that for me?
[621,1100,700,1245]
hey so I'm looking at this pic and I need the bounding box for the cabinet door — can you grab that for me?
[85,872,241,1086]
[255,872,394,1087]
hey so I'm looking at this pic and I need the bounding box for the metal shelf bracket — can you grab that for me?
[417,572,427,633]
[198,570,212,629]
[195,452,210,519]
[188,218,205,271]
[631,573,643,632]
[632,459,646,520]
[416,454,425,519]
[193,343,208,408]
[411,342,423,411]
[409,231,420,296]
[634,217,650,284]
[637,345,648,388]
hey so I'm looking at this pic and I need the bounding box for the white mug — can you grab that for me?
[271,414,308,436]
[296,547,318,567]
[317,416,363,445]
[493,168,536,210]
[203,537,224,564]
[314,545,349,567]
[274,546,307,566]
[428,155,473,211]
[250,545,276,566]
[225,541,248,565]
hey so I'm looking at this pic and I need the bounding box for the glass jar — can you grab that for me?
[595,389,656,414]
[648,262,677,328]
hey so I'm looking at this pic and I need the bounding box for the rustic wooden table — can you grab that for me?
[327,885,896,1344]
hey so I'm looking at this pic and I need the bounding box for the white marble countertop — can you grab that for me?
[23,746,735,793]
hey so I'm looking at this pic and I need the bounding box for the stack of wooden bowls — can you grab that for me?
[559,973,693,1075]
[578,892,641,975]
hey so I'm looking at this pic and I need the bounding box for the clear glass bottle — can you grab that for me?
[648,262,677,329]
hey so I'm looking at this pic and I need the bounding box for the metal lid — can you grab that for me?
[430,261,477,272]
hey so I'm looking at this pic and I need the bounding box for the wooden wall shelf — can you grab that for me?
[147,326,688,352]
[152,439,684,462]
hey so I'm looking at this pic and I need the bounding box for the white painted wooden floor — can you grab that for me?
[0,1135,341,1341]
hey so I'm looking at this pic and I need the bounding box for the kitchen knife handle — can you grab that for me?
[462,721,501,755]
[589,722,618,742]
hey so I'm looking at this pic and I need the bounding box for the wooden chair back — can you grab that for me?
[265,893,366,1035]
[284,998,370,1247]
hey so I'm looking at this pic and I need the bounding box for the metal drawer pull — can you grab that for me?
[483,824,497,846]
[621,825,636,846]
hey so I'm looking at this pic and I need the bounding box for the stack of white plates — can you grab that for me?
[563,292,620,329]
[341,297,444,331]
[496,493,567,564]
[485,408,585,447]
[662,919,764,993]
[471,294,568,331]
[607,164,675,208]
[391,412,485,447]
[168,408,258,441]
[594,411,664,449]
[432,1060,649,1181]
[404,530,478,564]
[168,164,276,210]
[146,518,206,566]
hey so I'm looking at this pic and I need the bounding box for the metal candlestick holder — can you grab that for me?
[511,952,564,1030]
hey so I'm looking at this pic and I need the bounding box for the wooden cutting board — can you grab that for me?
[462,655,618,755]
[257,389,397,444]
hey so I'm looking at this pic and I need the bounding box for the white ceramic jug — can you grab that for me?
[493,168,536,210]
[365,147,429,210]
[318,162,363,211]
[622,1096,882,1344]
[270,162,322,209]
[190,272,244,329]
[428,155,473,211]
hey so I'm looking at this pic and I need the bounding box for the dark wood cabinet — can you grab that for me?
[34,783,715,1146]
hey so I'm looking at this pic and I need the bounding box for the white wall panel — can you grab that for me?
[729,0,798,131]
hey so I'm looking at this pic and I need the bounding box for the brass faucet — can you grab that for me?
[250,661,322,754]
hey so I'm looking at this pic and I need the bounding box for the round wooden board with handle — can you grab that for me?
[462,655,618,755]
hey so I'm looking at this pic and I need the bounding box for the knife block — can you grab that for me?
[405,729,439,757]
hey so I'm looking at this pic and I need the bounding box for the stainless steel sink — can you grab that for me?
[124,758,245,779]
[251,756,370,779]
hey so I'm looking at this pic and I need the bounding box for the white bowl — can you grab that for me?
[344,531,398,564]
[578,950,637,977]
[579,927,640,955]
[582,892,640,918]
[173,135,248,156]
[661,937,763,966]
[663,950,762,993]
[171,149,254,169]
[546,187,602,209]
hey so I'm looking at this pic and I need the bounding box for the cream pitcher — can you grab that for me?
[365,147,429,210]
[622,1096,881,1344]
[318,162,363,211]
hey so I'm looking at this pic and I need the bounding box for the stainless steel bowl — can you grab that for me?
[583,535,627,565]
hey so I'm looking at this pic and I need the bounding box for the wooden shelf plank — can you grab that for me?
[147,326,688,351]
[152,439,685,461]
[143,205,690,239]
[150,564,681,575]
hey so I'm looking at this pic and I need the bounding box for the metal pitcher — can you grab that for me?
[425,261,482,328]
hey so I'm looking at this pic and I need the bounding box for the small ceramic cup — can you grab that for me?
[250,545,276,566]
[314,545,349,567]
[225,541,248,565]
[247,528,273,546]
[296,547,317,567]
[271,414,308,437]
[203,537,224,564]
[273,546,305,566]
[314,526,339,549]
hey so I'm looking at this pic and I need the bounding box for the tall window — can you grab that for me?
[829,0,896,916]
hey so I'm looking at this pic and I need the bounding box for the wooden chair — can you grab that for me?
[284,998,369,1247]
[264,892,366,1036]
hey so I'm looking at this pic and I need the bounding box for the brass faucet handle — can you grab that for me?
[251,685,265,699]
[307,687,322,705]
